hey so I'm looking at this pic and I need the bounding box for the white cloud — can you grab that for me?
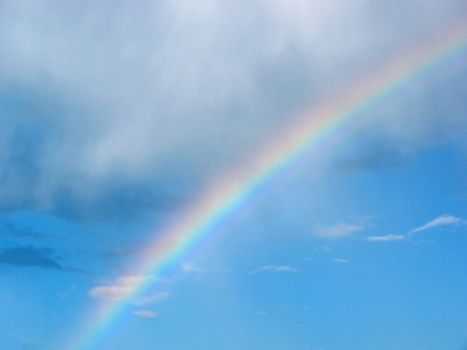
[89,285,132,301]
[333,258,349,264]
[133,310,158,320]
[364,215,465,242]
[410,215,465,234]
[115,275,148,286]
[89,275,169,305]
[365,234,406,242]
[314,223,364,238]
[251,265,298,274]
[182,262,205,274]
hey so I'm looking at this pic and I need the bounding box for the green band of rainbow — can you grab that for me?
[71,23,467,350]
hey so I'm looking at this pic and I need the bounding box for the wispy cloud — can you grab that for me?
[333,258,349,264]
[363,214,465,243]
[251,265,298,274]
[410,215,465,234]
[133,310,158,320]
[314,223,364,238]
[1,222,51,240]
[365,234,406,242]
[181,262,205,274]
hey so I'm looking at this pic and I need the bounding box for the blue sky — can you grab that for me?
[0,1,467,349]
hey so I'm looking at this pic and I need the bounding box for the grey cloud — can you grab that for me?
[0,0,465,219]
[1,222,48,240]
[0,246,62,269]
[331,147,409,173]
[0,246,82,272]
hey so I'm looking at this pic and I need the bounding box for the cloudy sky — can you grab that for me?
[0,1,467,349]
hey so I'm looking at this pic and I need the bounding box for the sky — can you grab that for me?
[0,1,467,349]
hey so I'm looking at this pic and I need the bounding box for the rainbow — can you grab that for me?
[71,23,467,350]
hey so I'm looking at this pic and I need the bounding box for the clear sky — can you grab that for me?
[0,1,467,350]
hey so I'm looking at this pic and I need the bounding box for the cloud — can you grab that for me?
[314,223,364,238]
[332,148,408,172]
[251,265,298,274]
[181,262,205,274]
[133,310,158,320]
[333,258,349,264]
[0,246,73,271]
[89,275,170,304]
[89,285,132,302]
[410,215,465,234]
[0,0,465,220]
[365,234,406,242]
[1,222,48,240]
[364,215,465,242]
[134,292,170,306]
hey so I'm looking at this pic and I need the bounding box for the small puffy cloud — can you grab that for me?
[314,223,364,238]
[89,285,131,301]
[181,262,205,274]
[133,310,158,320]
[89,275,169,305]
[333,258,349,264]
[365,234,406,242]
[89,275,148,301]
[116,275,148,286]
[410,215,465,234]
[251,265,298,274]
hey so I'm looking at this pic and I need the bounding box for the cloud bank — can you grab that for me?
[0,0,466,220]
